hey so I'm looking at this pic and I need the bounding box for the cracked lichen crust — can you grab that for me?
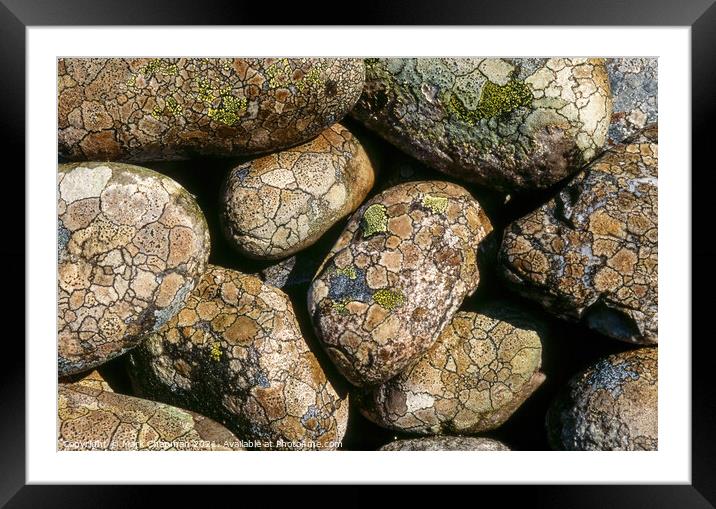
[307,181,493,387]
[57,162,210,376]
[546,347,657,451]
[128,265,348,451]
[606,58,657,146]
[60,369,114,392]
[58,383,244,450]
[499,124,657,344]
[58,58,365,162]
[352,58,612,192]
[379,436,510,451]
[220,124,375,260]
[356,304,544,434]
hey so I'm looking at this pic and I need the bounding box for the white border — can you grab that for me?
[27,27,690,483]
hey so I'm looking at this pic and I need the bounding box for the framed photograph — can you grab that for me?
[7,0,713,503]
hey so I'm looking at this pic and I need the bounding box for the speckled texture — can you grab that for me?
[356,304,544,434]
[499,124,657,344]
[58,162,210,376]
[546,347,657,451]
[352,58,612,191]
[58,383,244,450]
[379,436,510,451]
[221,123,375,260]
[58,58,365,162]
[128,265,348,450]
[606,58,657,146]
[308,181,493,387]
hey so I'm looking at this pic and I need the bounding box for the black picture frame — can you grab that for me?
[5,0,713,504]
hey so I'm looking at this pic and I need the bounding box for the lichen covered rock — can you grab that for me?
[546,347,657,451]
[379,436,510,451]
[221,124,375,260]
[356,304,544,434]
[308,181,492,387]
[58,383,244,450]
[499,124,657,344]
[128,265,348,450]
[58,58,365,161]
[58,162,210,376]
[352,58,612,191]
[606,58,657,146]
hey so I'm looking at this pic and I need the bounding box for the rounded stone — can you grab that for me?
[379,436,510,451]
[606,58,657,147]
[546,347,657,451]
[352,58,612,192]
[356,304,545,434]
[58,383,244,451]
[220,123,376,260]
[500,124,657,344]
[58,58,365,162]
[58,162,210,376]
[307,181,493,387]
[128,265,349,451]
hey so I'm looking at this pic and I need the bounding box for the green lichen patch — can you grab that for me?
[361,204,388,238]
[208,94,247,126]
[372,288,405,311]
[422,194,448,214]
[448,79,533,124]
[140,59,178,78]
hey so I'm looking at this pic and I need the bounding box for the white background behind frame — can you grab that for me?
[27,27,690,483]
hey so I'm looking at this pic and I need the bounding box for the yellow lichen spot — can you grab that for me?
[335,266,358,279]
[447,79,533,124]
[210,341,222,362]
[332,299,349,315]
[151,105,163,119]
[372,288,405,311]
[422,194,448,214]
[166,96,183,117]
[266,58,291,89]
[362,204,388,238]
[126,74,137,88]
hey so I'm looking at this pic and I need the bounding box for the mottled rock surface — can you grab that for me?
[58,162,210,376]
[379,436,509,451]
[58,58,365,162]
[606,58,657,146]
[500,124,657,344]
[221,123,375,260]
[128,265,348,450]
[357,304,544,434]
[352,58,612,191]
[58,383,243,450]
[546,347,657,451]
[308,181,492,387]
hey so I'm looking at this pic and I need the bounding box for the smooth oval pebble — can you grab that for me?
[356,304,545,434]
[379,436,510,451]
[58,162,210,376]
[352,58,612,191]
[500,124,657,344]
[221,123,375,260]
[546,347,657,451]
[308,181,493,387]
[58,58,365,161]
[58,383,244,450]
[128,265,349,451]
